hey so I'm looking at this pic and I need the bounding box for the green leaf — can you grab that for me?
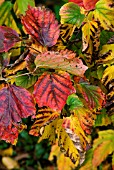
[16,0,35,15]
[0,1,13,25]
[59,2,85,27]
[67,94,84,110]
[100,30,114,47]
[95,113,111,127]
[93,0,114,31]
[92,130,114,167]
[15,72,37,89]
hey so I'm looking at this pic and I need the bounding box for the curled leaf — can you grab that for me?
[33,71,76,111]
[0,26,20,52]
[21,6,60,47]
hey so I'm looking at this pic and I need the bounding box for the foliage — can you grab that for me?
[0,0,114,169]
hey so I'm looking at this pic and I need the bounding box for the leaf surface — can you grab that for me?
[92,130,114,167]
[34,50,88,77]
[102,65,114,86]
[29,107,59,136]
[0,26,20,52]
[21,6,60,47]
[0,85,36,126]
[33,71,76,111]
[59,3,85,27]
[93,0,114,31]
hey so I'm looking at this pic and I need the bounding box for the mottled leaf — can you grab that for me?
[0,85,36,126]
[0,26,20,52]
[102,65,114,86]
[0,124,26,145]
[21,6,60,47]
[74,107,96,134]
[0,1,13,25]
[29,107,59,136]
[95,112,111,127]
[97,44,114,65]
[17,0,35,15]
[59,3,85,27]
[93,0,114,31]
[82,21,100,65]
[67,94,84,110]
[49,141,75,170]
[69,0,98,10]
[92,130,114,167]
[33,71,76,111]
[34,50,88,77]
[77,82,105,110]
[57,119,80,166]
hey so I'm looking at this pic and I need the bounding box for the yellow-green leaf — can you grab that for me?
[102,65,114,86]
[92,130,114,167]
[97,44,114,65]
[93,0,114,31]
[82,21,100,65]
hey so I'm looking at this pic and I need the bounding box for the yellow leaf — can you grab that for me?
[2,157,19,170]
[49,140,75,170]
[97,44,114,65]
[0,147,13,156]
[57,119,80,166]
[102,65,114,86]
[93,0,114,31]
[82,20,100,65]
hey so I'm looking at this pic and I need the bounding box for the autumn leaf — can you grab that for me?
[33,71,76,111]
[76,82,105,110]
[0,26,20,52]
[0,84,36,126]
[21,6,60,47]
[59,3,85,27]
[92,130,114,167]
[97,44,114,65]
[73,107,96,134]
[102,65,114,86]
[34,50,88,77]
[93,0,114,31]
[0,123,26,145]
[29,107,59,136]
[57,119,80,166]
[69,0,98,10]
[95,112,111,127]
[82,20,100,65]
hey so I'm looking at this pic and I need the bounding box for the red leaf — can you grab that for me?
[0,124,26,145]
[69,0,98,10]
[33,71,76,111]
[21,6,60,47]
[0,85,36,126]
[0,26,20,52]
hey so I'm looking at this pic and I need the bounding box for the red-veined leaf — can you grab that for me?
[69,0,98,10]
[21,6,60,47]
[29,107,59,136]
[0,85,36,126]
[34,50,88,77]
[33,71,76,111]
[0,26,20,52]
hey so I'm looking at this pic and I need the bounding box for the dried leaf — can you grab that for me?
[92,130,114,167]
[0,26,20,52]
[21,6,60,47]
[93,0,114,31]
[59,3,85,27]
[34,50,88,77]
[33,71,76,111]
[0,85,36,126]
